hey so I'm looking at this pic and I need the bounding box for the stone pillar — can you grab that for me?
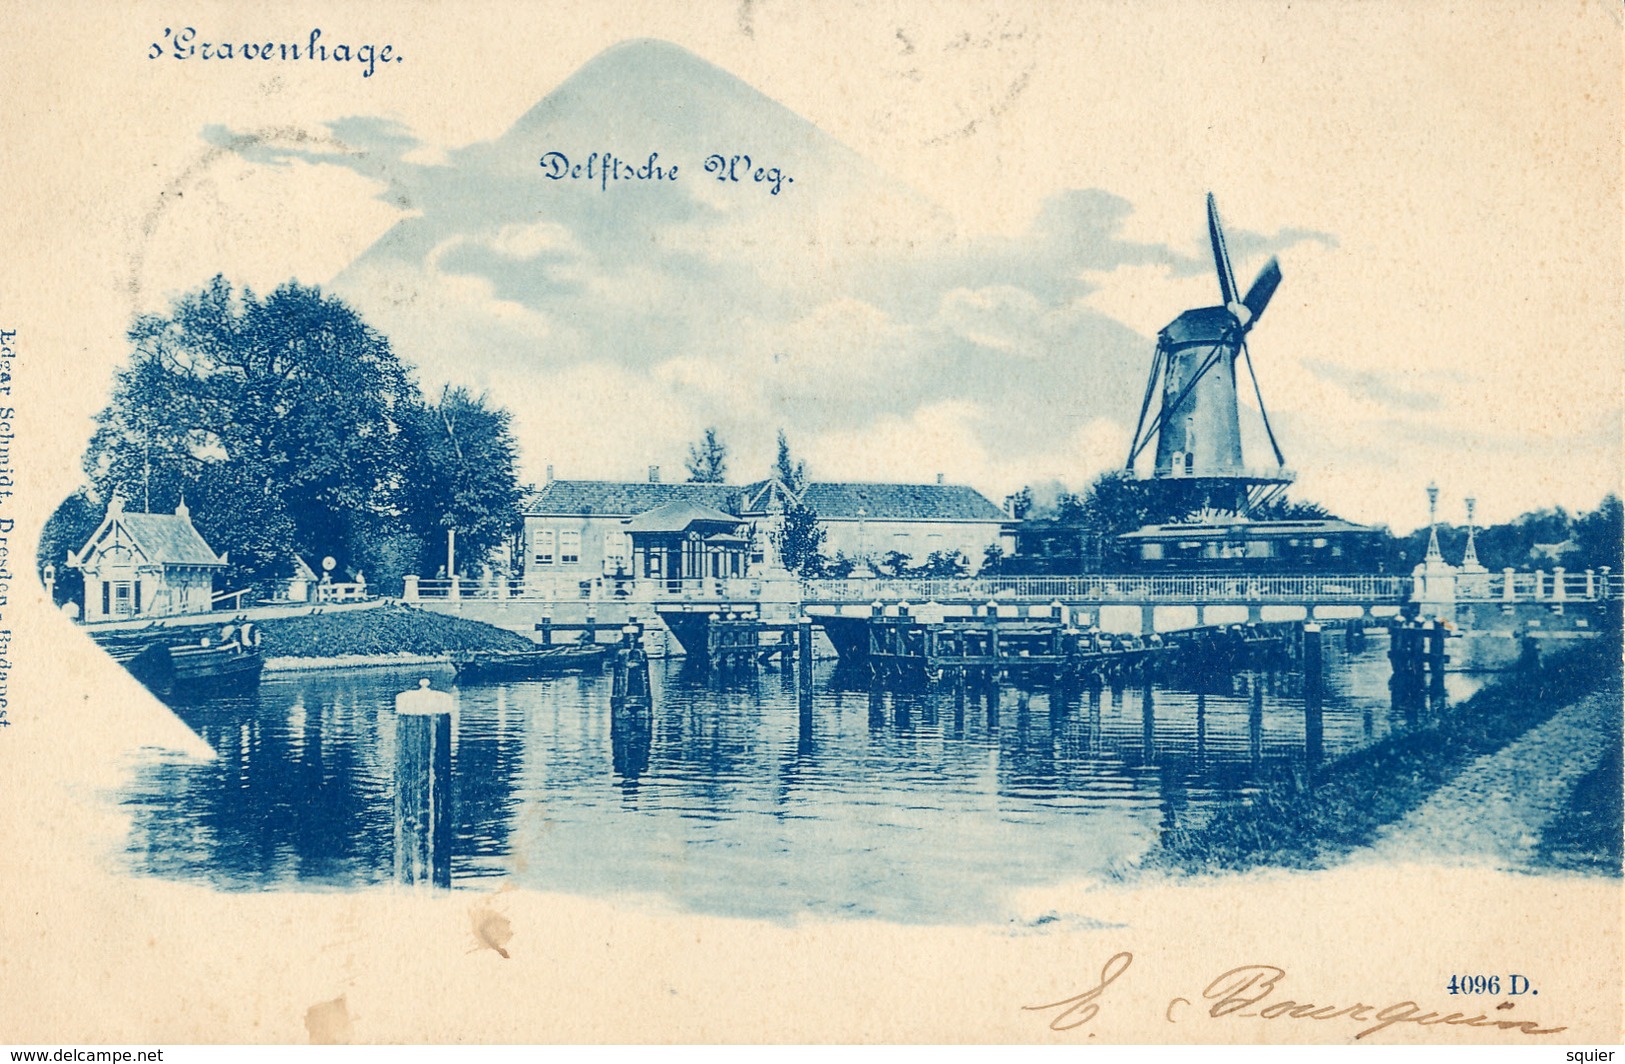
[1502,568,1516,603]
[1586,569,1596,600]
[448,575,462,601]
[403,574,419,602]
[1533,570,1545,601]
[1552,567,1567,602]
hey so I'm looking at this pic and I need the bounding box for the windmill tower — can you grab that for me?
[1125,194,1294,514]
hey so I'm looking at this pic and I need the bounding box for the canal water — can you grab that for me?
[117,641,1482,924]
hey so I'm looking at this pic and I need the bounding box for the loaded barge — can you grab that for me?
[89,621,265,699]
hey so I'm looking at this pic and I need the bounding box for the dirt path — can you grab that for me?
[1365,687,1621,869]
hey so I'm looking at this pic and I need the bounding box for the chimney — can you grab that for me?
[545,464,555,484]
[648,465,661,483]
[936,472,945,485]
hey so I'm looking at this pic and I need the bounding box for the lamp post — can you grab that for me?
[1424,481,1442,564]
[1462,495,1481,569]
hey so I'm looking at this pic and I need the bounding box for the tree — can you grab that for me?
[81,276,419,595]
[401,385,524,580]
[881,550,914,577]
[1250,494,1333,521]
[774,429,807,493]
[684,427,730,483]
[37,489,102,606]
[919,550,969,577]
[1569,494,1623,573]
[775,501,825,577]
[820,551,856,579]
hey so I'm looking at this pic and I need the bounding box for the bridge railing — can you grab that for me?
[404,575,769,603]
[400,570,1623,606]
[1456,568,1620,603]
[799,574,1412,604]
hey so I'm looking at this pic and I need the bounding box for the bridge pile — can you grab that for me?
[862,606,1301,687]
[1387,617,1452,713]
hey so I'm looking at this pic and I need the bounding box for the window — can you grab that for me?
[560,530,581,564]
[603,531,626,561]
[533,529,555,566]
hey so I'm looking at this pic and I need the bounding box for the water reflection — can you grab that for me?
[119,641,1482,923]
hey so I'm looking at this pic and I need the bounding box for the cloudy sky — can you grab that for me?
[33,2,1618,533]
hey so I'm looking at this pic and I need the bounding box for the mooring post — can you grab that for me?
[394,679,455,889]
[538,614,553,646]
[1425,619,1447,683]
[1303,623,1324,766]
[1518,626,1541,671]
[612,623,650,708]
[797,617,813,693]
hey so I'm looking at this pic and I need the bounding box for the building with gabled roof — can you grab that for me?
[67,495,227,621]
[520,469,1009,582]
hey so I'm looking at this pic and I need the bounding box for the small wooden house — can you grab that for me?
[68,495,227,621]
[624,499,751,590]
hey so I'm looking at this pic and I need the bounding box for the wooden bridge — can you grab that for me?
[409,568,1620,664]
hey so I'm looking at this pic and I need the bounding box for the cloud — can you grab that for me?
[936,286,1043,352]
[176,39,1613,529]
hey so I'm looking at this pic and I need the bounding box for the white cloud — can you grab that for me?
[484,221,580,260]
[936,285,1043,352]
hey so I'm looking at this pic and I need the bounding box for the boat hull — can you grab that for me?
[453,645,608,684]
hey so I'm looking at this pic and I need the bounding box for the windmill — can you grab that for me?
[1124,193,1293,514]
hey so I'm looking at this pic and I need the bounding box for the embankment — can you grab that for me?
[1148,637,1624,876]
[253,602,533,671]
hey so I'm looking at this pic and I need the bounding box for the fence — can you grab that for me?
[402,568,1622,607]
[1456,567,1620,603]
[799,574,1412,604]
[406,574,772,603]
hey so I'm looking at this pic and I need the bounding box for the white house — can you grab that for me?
[68,495,227,621]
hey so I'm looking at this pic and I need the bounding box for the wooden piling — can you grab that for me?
[1303,623,1324,765]
[612,624,651,708]
[394,679,454,889]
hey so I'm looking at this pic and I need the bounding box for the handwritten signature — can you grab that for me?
[1025,955,1567,1040]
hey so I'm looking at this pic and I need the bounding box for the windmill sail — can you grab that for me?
[1207,192,1239,307]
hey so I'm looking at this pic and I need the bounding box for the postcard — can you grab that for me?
[0,0,1620,1047]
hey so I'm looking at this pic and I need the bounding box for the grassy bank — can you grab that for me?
[1147,637,1623,876]
[252,603,533,659]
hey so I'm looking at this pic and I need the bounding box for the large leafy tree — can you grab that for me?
[1570,493,1624,572]
[37,488,102,606]
[402,386,523,577]
[81,277,421,594]
[684,427,729,483]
